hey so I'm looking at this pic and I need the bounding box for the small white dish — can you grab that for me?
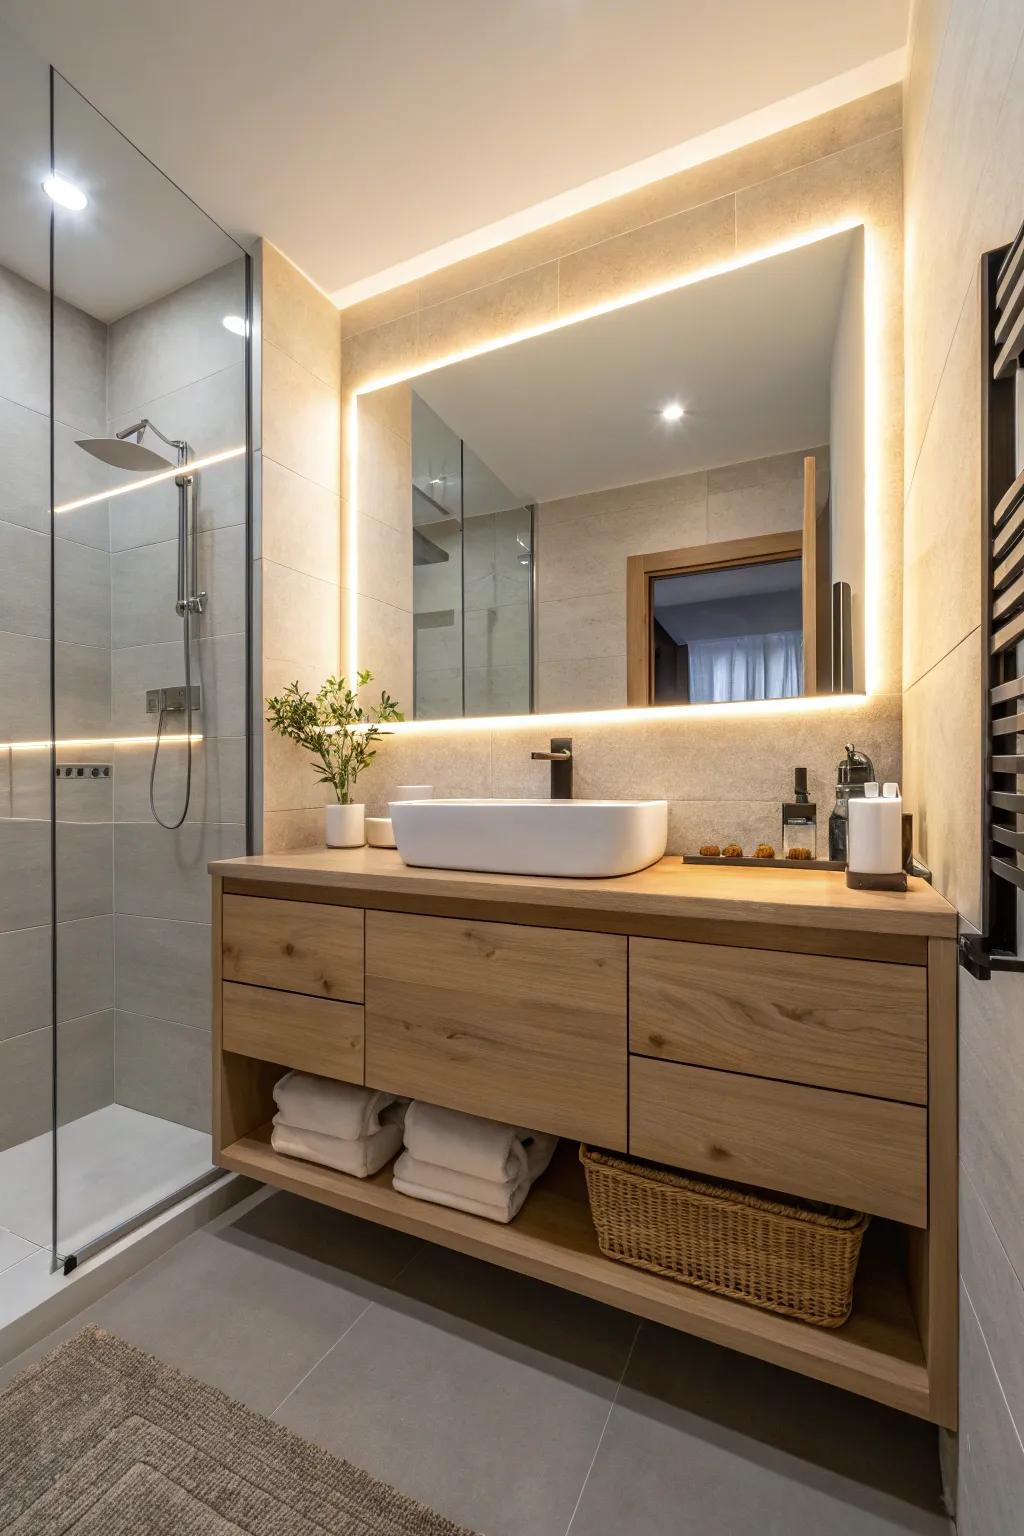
[366,816,397,848]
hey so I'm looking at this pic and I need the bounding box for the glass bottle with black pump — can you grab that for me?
[782,767,816,858]
[828,744,876,862]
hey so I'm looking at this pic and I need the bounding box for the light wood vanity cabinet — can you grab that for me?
[365,911,627,1148]
[210,849,958,1431]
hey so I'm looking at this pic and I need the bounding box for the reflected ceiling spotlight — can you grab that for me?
[222,315,247,336]
[42,172,87,211]
[660,402,685,423]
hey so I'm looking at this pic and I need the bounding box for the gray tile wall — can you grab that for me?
[0,261,115,1152]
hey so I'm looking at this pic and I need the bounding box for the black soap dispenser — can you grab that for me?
[828,743,876,862]
[782,767,816,859]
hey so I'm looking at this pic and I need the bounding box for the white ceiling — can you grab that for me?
[0,24,244,320]
[412,228,856,505]
[0,0,906,304]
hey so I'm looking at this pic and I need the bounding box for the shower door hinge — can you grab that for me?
[146,685,201,715]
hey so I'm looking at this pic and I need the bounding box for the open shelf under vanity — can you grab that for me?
[220,1123,929,1419]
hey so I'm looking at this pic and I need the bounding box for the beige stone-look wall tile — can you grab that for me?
[262,807,327,853]
[340,280,420,340]
[342,312,420,392]
[357,728,492,815]
[706,447,823,542]
[960,951,1024,1288]
[353,591,414,712]
[736,131,902,256]
[261,455,341,585]
[355,508,412,611]
[262,340,340,493]
[903,285,980,690]
[558,196,735,319]
[361,381,412,444]
[261,559,340,675]
[901,628,981,927]
[536,657,627,715]
[262,242,341,391]
[666,801,787,859]
[356,407,410,533]
[418,263,558,366]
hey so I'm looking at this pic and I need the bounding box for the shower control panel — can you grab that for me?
[146,685,201,715]
[55,764,111,779]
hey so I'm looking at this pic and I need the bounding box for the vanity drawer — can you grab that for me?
[629,938,927,1103]
[222,981,364,1083]
[365,911,627,1149]
[629,1057,927,1227]
[222,894,364,1002]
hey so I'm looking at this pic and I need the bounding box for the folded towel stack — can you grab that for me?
[271,1071,406,1178]
[393,1099,557,1223]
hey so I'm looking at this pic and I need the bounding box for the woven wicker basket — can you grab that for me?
[580,1145,870,1328]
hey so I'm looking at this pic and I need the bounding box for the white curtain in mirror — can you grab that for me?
[687,631,802,704]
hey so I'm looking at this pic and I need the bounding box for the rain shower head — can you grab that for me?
[75,435,176,472]
[76,416,185,473]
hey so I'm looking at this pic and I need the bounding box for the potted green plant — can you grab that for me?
[265,672,402,848]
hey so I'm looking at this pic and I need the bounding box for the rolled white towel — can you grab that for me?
[403,1100,551,1183]
[392,1174,528,1225]
[271,1116,402,1178]
[273,1071,397,1141]
[393,1139,556,1211]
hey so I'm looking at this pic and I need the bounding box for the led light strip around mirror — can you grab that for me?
[345,218,886,730]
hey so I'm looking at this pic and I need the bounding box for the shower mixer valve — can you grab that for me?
[146,685,201,715]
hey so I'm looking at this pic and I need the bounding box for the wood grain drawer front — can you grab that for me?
[629,939,927,1104]
[222,895,363,1002]
[629,1057,927,1227]
[365,911,627,1150]
[222,981,364,1083]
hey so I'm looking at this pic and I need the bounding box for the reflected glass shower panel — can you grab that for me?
[412,394,464,720]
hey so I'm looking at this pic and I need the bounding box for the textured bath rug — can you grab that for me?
[0,1326,475,1534]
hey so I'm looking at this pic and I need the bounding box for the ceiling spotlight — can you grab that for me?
[222,315,247,336]
[42,172,87,211]
[660,402,685,423]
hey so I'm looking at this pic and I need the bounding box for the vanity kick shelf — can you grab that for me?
[209,850,957,1428]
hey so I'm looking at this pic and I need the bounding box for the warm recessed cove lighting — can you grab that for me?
[222,315,247,336]
[660,402,685,422]
[42,172,87,211]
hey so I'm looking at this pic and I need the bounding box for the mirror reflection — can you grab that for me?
[359,225,865,718]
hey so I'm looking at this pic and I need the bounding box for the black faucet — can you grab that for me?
[531,737,573,799]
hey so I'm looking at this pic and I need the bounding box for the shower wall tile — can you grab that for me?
[54,538,111,649]
[110,540,181,650]
[197,525,246,639]
[108,364,247,550]
[114,1011,211,1132]
[0,263,106,433]
[114,821,244,922]
[56,915,114,1023]
[113,737,246,825]
[0,1010,114,1152]
[114,915,211,1029]
[0,397,49,538]
[0,924,50,1041]
[0,520,48,637]
[56,822,113,923]
[54,640,112,738]
[107,260,246,417]
[110,633,246,739]
[0,820,50,931]
[0,631,50,742]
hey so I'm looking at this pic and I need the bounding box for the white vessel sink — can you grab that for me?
[388,798,669,879]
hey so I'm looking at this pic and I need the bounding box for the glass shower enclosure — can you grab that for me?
[0,24,251,1277]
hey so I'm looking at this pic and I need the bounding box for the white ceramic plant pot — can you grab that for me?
[325,801,365,848]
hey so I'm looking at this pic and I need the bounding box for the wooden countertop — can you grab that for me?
[210,847,957,938]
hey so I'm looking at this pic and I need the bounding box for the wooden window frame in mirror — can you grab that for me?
[626,454,819,706]
[626,530,808,707]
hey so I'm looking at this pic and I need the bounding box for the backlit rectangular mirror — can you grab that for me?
[354,225,866,719]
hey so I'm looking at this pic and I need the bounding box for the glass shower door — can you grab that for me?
[49,73,251,1264]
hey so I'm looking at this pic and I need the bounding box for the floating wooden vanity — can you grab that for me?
[209,848,958,1427]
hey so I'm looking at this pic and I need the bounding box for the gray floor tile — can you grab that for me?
[275,1243,638,1536]
[567,1323,951,1536]
[80,1192,421,1413]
